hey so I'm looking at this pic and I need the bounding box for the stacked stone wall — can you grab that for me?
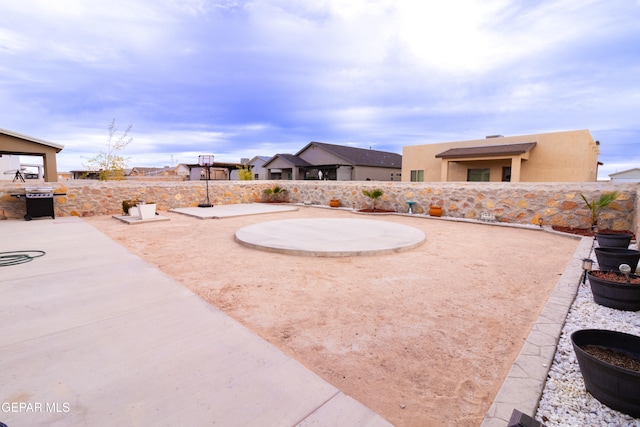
[1,180,638,236]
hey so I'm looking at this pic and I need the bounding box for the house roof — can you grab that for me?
[264,154,314,167]
[129,166,176,176]
[435,142,537,159]
[0,128,64,151]
[297,142,402,168]
[248,156,272,165]
[609,167,640,178]
[185,162,246,169]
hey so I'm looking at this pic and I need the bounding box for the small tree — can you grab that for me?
[237,164,253,180]
[580,192,618,228]
[362,188,384,211]
[84,119,133,180]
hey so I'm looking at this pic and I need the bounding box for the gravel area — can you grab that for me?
[536,240,640,426]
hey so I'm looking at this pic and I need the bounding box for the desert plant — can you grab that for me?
[122,199,139,215]
[84,119,133,180]
[362,188,384,211]
[263,186,287,202]
[580,192,618,227]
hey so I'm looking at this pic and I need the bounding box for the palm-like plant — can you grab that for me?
[362,189,384,211]
[263,186,287,202]
[580,192,618,227]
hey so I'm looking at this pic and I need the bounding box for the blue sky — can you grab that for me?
[1,0,639,179]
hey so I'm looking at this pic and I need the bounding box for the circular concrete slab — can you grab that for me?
[235,218,425,257]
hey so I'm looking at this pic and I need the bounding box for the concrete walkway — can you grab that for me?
[0,218,392,426]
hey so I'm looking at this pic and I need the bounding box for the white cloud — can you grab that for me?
[1,0,639,180]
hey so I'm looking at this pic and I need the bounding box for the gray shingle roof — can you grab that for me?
[267,154,314,167]
[299,142,402,168]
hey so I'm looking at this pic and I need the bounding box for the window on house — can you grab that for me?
[502,167,511,182]
[410,170,424,182]
[467,168,490,182]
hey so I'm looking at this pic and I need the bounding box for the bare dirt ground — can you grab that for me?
[86,207,579,427]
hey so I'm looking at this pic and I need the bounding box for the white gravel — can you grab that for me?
[536,241,640,427]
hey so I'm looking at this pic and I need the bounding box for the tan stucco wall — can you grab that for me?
[402,130,600,182]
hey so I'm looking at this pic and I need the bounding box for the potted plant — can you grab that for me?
[329,198,340,208]
[595,232,633,248]
[594,247,640,272]
[263,186,288,203]
[587,268,640,311]
[362,189,384,211]
[429,205,443,217]
[137,201,157,220]
[580,191,618,231]
[571,329,640,418]
[122,199,139,216]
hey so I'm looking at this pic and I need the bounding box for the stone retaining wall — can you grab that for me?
[1,180,638,236]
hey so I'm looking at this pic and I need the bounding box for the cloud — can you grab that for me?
[3,0,640,179]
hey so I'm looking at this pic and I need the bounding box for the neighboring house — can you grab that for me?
[263,153,314,180]
[128,166,176,177]
[69,170,102,180]
[609,168,640,183]
[229,157,261,180]
[402,129,601,182]
[57,171,72,181]
[263,142,402,181]
[185,162,247,180]
[175,164,191,179]
[0,128,64,182]
[246,156,271,180]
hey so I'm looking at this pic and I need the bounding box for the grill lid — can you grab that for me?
[26,187,54,193]
[25,187,54,198]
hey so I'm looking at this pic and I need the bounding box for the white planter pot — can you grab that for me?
[137,204,156,220]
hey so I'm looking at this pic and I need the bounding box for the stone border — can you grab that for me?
[480,235,592,426]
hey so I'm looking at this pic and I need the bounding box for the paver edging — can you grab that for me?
[480,236,593,426]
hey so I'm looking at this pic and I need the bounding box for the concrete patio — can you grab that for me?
[0,217,391,426]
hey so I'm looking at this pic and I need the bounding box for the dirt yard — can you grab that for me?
[86,207,579,426]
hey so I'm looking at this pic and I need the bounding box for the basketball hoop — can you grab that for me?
[198,155,214,207]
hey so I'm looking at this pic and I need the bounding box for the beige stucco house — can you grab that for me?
[0,128,64,182]
[402,130,600,182]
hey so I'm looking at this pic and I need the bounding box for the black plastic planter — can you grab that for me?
[587,271,640,311]
[594,247,640,272]
[595,233,633,249]
[571,329,640,418]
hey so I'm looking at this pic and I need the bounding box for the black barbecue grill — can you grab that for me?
[23,187,56,220]
[9,187,67,220]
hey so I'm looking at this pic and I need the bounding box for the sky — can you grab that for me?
[1,0,639,180]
